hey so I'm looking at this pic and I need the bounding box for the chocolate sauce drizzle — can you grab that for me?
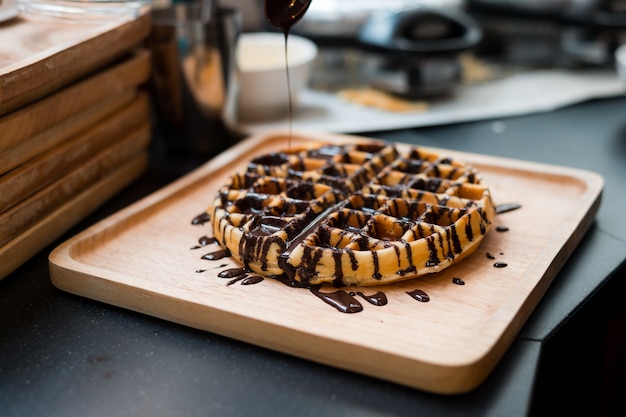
[192,180,506,312]
[264,0,313,145]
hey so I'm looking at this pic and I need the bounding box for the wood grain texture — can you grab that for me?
[0,12,151,116]
[0,48,151,174]
[48,132,603,394]
[0,121,150,248]
[0,92,149,214]
[0,153,147,281]
[0,91,136,176]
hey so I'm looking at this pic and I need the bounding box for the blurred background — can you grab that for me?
[214,0,626,133]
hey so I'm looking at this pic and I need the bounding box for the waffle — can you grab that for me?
[209,141,495,287]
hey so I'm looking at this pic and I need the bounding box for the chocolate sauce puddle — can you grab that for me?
[310,286,363,313]
[351,291,388,306]
[242,275,264,285]
[452,277,465,285]
[227,276,248,286]
[218,268,247,278]
[191,212,211,225]
[199,235,218,245]
[495,203,521,214]
[215,267,264,286]
[202,249,231,261]
[407,289,430,302]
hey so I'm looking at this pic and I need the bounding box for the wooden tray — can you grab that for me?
[0,121,150,248]
[0,92,149,214]
[0,12,151,116]
[0,49,151,175]
[0,152,147,281]
[48,132,603,394]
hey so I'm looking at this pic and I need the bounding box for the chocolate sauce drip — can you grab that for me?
[398,243,416,276]
[272,273,310,288]
[351,291,388,306]
[199,235,218,245]
[465,212,475,242]
[191,212,211,225]
[225,275,246,286]
[494,262,508,268]
[479,209,487,235]
[234,193,266,214]
[310,286,363,313]
[265,0,312,33]
[218,267,248,278]
[284,202,344,251]
[332,250,343,286]
[202,249,231,261]
[190,245,201,250]
[452,277,465,285]
[495,226,509,232]
[195,269,206,273]
[250,152,289,167]
[264,0,312,146]
[407,289,430,302]
[486,252,496,260]
[495,203,522,214]
[425,235,441,267]
[371,251,382,280]
[346,247,358,271]
[241,275,264,285]
[449,224,462,255]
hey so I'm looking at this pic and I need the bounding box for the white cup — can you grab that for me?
[236,32,317,122]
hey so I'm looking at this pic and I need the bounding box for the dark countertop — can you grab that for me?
[1,96,625,417]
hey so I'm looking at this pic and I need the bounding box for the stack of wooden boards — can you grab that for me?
[0,13,153,280]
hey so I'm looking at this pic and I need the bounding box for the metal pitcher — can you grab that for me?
[148,3,241,155]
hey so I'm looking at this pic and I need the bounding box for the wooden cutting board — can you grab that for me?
[48,132,603,394]
[0,92,149,214]
[0,121,150,248]
[0,153,147,281]
[0,12,151,116]
[0,48,151,175]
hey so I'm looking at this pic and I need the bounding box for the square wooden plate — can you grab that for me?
[49,132,603,394]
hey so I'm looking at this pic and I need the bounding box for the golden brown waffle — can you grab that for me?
[209,142,495,286]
